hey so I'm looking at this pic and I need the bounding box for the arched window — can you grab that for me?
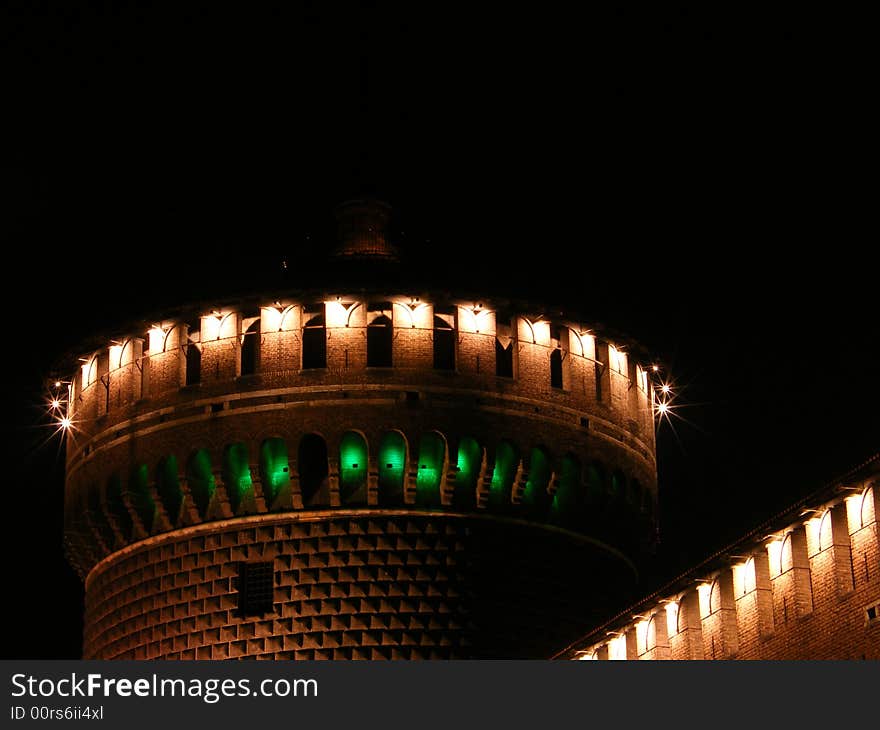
[818,510,833,552]
[780,533,794,574]
[861,486,875,528]
[550,348,563,389]
[156,455,182,524]
[377,431,407,504]
[453,436,482,509]
[646,616,658,652]
[259,438,290,506]
[521,446,553,516]
[222,443,252,513]
[302,305,327,370]
[240,318,260,377]
[339,431,368,504]
[186,449,215,516]
[416,431,446,507]
[495,314,515,378]
[551,454,583,526]
[488,440,518,508]
[433,313,455,371]
[367,303,393,367]
[298,434,328,506]
[185,342,201,386]
[709,579,722,614]
[128,463,155,532]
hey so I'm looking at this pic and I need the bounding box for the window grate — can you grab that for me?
[238,561,274,617]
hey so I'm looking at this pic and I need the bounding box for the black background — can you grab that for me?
[3,4,875,658]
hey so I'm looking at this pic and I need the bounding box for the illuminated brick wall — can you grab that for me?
[564,471,880,661]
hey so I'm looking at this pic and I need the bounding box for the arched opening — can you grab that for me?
[550,348,563,389]
[551,454,583,526]
[185,342,201,386]
[709,579,722,615]
[128,463,155,532]
[453,436,482,509]
[240,318,260,377]
[521,446,553,517]
[433,313,455,370]
[302,306,326,369]
[630,479,644,511]
[585,461,606,507]
[222,443,252,513]
[416,431,446,507]
[186,449,215,516]
[156,455,182,524]
[610,469,627,504]
[367,305,393,367]
[339,431,368,504]
[489,440,518,509]
[378,430,407,504]
[105,474,132,538]
[259,437,290,506]
[298,434,328,505]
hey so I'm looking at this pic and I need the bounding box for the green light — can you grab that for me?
[521,446,552,517]
[339,431,368,504]
[378,431,406,504]
[157,455,182,522]
[489,440,518,508]
[222,443,252,513]
[129,463,155,531]
[259,438,290,505]
[550,454,583,526]
[186,449,215,516]
[415,432,445,507]
[453,436,481,509]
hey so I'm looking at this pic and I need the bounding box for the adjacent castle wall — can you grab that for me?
[571,480,880,660]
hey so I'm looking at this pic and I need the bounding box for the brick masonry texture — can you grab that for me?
[561,466,880,661]
[63,293,656,659]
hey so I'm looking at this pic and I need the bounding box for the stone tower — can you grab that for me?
[61,201,659,659]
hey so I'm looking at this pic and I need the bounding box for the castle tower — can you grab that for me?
[61,202,659,659]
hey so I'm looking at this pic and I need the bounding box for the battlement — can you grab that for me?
[61,292,659,580]
[558,456,880,660]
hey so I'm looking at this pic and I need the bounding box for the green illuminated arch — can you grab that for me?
[339,431,368,504]
[416,431,446,507]
[259,437,290,506]
[157,455,182,524]
[551,454,583,527]
[488,440,518,509]
[585,461,606,508]
[298,434,328,505]
[378,431,407,504]
[128,463,155,532]
[186,449,215,516]
[521,446,553,517]
[222,443,252,513]
[106,473,132,538]
[453,436,482,509]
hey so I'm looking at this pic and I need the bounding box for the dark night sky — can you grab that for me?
[2,5,875,658]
